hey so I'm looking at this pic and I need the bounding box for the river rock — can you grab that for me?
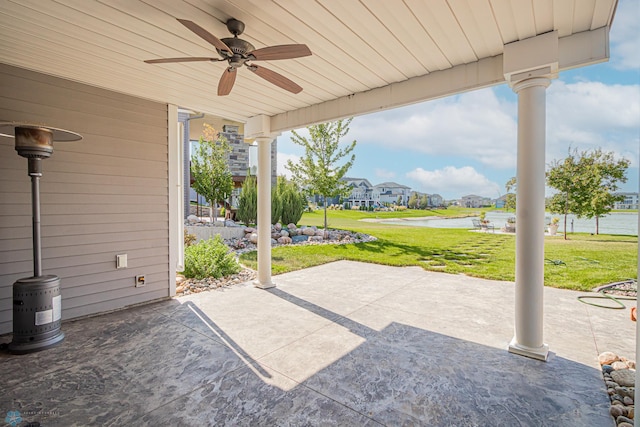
[271,238,277,245]
[315,230,325,237]
[280,230,289,237]
[617,416,634,425]
[287,223,297,230]
[187,214,201,224]
[249,233,258,244]
[277,236,292,244]
[603,365,615,374]
[611,369,635,387]
[600,352,620,366]
[610,405,626,418]
[274,223,282,231]
[302,227,316,236]
[292,235,308,243]
[623,396,634,406]
[615,387,634,399]
[612,361,629,371]
[309,235,323,242]
[244,227,256,234]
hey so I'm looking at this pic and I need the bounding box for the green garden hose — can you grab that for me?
[577,279,637,309]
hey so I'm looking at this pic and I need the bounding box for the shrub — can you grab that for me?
[280,180,306,225]
[183,235,240,280]
[271,186,282,225]
[184,229,197,247]
[237,175,257,225]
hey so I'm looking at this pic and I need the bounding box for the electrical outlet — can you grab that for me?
[135,275,146,287]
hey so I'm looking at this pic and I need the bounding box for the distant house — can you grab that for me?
[494,194,509,208]
[461,194,491,208]
[614,192,639,210]
[343,177,375,207]
[429,193,444,208]
[374,182,411,206]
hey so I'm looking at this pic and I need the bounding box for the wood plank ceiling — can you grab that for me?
[0,0,617,127]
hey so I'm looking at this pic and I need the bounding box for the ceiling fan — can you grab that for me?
[145,18,311,96]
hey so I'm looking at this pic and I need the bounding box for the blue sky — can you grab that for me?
[277,0,640,200]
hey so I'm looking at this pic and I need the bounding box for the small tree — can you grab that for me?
[236,174,257,226]
[504,177,516,211]
[279,178,307,225]
[396,195,403,206]
[271,186,282,225]
[190,124,233,224]
[408,192,418,209]
[286,119,357,236]
[547,147,629,237]
[419,194,429,210]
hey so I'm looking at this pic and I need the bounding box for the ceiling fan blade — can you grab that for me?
[177,19,231,54]
[218,67,237,96]
[248,65,303,94]
[251,44,312,61]
[144,57,221,64]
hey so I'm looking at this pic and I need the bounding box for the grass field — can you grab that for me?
[239,208,637,292]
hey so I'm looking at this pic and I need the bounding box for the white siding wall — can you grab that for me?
[0,64,170,334]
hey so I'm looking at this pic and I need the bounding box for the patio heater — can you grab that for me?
[0,122,82,354]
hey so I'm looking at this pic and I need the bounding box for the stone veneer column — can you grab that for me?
[255,136,275,289]
[508,77,551,361]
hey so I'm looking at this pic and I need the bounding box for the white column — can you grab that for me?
[255,136,274,289]
[508,77,550,361]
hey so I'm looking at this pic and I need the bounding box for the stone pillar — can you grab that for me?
[508,77,551,361]
[255,136,274,289]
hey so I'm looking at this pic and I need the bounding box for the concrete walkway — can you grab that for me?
[1,261,634,426]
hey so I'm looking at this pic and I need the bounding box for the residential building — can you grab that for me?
[374,182,411,206]
[614,192,639,210]
[461,194,492,208]
[429,194,444,208]
[343,177,375,207]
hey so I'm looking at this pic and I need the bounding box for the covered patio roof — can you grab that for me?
[0,0,616,132]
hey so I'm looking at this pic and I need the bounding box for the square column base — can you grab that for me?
[508,337,549,361]
[254,280,275,290]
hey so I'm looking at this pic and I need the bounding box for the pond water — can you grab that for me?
[380,211,638,236]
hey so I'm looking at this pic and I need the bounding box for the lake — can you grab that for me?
[380,211,638,236]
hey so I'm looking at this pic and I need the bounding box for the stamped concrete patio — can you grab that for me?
[1,260,634,426]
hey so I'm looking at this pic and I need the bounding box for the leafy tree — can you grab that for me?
[408,192,418,209]
[396,195,403,206]
[419,194,429,209]
[190,124,233,224]
[286,119,357,236]
[547,148,629,238]
[504,177,516,211]
[236,174,257,226]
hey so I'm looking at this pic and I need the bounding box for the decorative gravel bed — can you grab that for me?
[176,227,376,296]
[599,351,636,426]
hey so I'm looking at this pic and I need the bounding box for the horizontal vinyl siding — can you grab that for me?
[0,63,170,334]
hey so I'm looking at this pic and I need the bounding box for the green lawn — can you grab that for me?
[239,209,637,292]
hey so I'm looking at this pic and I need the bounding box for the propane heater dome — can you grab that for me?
[0,122,82,354]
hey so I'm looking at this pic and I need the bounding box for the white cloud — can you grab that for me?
[610,0,640,70]
[375,168,395,179]
[349,88,518,169]
[406,166,501,199]
[547,80,640,165]
[277,153,300,178]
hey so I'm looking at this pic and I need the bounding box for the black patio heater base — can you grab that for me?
[0,123,82,354]
[9,275,65,354]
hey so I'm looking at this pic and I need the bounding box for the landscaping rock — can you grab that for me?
[287,223,296,230]
[610,405,626,418]
[291,235,309,243]
[277,236,292,244]
[600,352,620,366]
[187,214,201,224]
[274,223,282,231]
[280,230,289,237]
[302,227,316,236]
[612,361,629,370]
[603,365,615,374]
[249,233,258,244]
[309,235,323,242]
[611,370,635,387]
[617,416,633,425]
